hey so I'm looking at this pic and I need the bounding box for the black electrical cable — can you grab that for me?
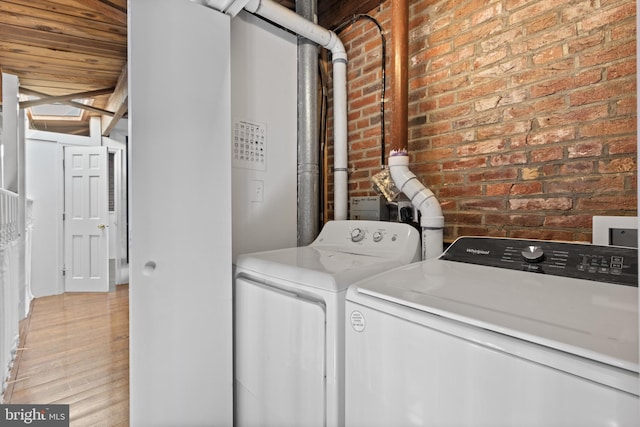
[334,15,387,166]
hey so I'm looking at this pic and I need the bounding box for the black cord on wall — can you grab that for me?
[334,14,387,166]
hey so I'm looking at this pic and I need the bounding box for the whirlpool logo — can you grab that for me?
[1,405,68,426]
[466,248,490,255]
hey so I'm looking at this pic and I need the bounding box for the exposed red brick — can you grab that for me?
[577,195,637,210]
[580,40,636,69]
[508,1,562,26]
[446,212,485,224]
[527,127,576,146]
[526,12,557,34]
[511,182,543,195]
[611,20,637,41]
[328,0,636,241]
[440,185,483,198]
[478,121,530,139]
[598,157,636,174]
[559,160,595,175]
[490,152,528,167]
[486,183,513,196]
[485,214,545,227]
[468,168,519,182]
[509,197,573,211]
[538,105,609,128]
[532,45,564,65]
[616,97,637,116]
[579,2,636,33]
[510,229,576,242]
[442,156,487,171]
[568,31,606,54]
[531,147,563,163]
[511,26,576,55]
[543,215,593,228]
[457,139,507,156]
[608,137,637,155]
[568,141,603,158]
[545,176,626,194]
[570,78,635,107]
[460,198,507,211]
[581,117,636,137]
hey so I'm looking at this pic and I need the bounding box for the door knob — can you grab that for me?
[97,223,108,230]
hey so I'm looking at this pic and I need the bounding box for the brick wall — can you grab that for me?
[327,0,637,242]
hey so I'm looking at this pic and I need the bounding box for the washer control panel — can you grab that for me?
[441,236,638,287]
[310,220,421,261]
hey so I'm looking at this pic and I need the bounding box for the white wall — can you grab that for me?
[1,73,19,192]
[26,124,128,296]
[25,139,62,297]
[231,12,297,260]
[104,119,129,285]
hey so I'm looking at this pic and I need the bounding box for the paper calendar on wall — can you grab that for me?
[233,119,267,171]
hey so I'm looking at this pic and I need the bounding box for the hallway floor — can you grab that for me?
[4,284,129,426]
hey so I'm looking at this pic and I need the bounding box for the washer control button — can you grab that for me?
[351,228,365,242]
[373,231,383,242]
[521,246,544,263]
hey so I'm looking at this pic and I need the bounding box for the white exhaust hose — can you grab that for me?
[389,151,444,260]
[242,0,349,220]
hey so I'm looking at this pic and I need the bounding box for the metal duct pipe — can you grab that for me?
[297,0,320,246]
[390,0,409,152]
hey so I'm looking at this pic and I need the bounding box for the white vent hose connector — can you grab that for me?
[389,153,444,260]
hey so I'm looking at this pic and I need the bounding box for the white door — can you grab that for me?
[63,146,109,292]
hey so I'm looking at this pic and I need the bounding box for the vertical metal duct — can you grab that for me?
[390,0,409,152]
[297,0,319,246]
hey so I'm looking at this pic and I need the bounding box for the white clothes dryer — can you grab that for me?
[346,236,638,427]
[234,220,421,427]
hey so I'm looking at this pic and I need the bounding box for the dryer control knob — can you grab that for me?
[351,228,365,242]
[373,231,383,242]
[521,245,544,263]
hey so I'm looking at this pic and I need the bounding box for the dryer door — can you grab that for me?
[235,276,326,427]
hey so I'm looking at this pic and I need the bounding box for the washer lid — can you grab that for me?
[236,246,409,292]
[352,258,639,374]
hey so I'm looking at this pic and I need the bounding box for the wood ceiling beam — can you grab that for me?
[102,63,128,136]
[102,96,127,136]
[18,86,115,116]
[19,87,115,108]
[319,0,384,29]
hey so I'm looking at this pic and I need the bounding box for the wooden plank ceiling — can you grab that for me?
[0,0,127,136]
[0,0,381,136]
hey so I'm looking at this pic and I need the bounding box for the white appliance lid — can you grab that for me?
[353,258,639,373]
[236,245,410,292]
[235,220,421,291]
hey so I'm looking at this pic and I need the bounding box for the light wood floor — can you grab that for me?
[4,284,129,426]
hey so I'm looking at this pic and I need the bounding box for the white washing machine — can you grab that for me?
[234,220,421,427]
[345,236,639,426]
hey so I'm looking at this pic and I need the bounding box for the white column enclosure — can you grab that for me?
[128,1,233,426]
